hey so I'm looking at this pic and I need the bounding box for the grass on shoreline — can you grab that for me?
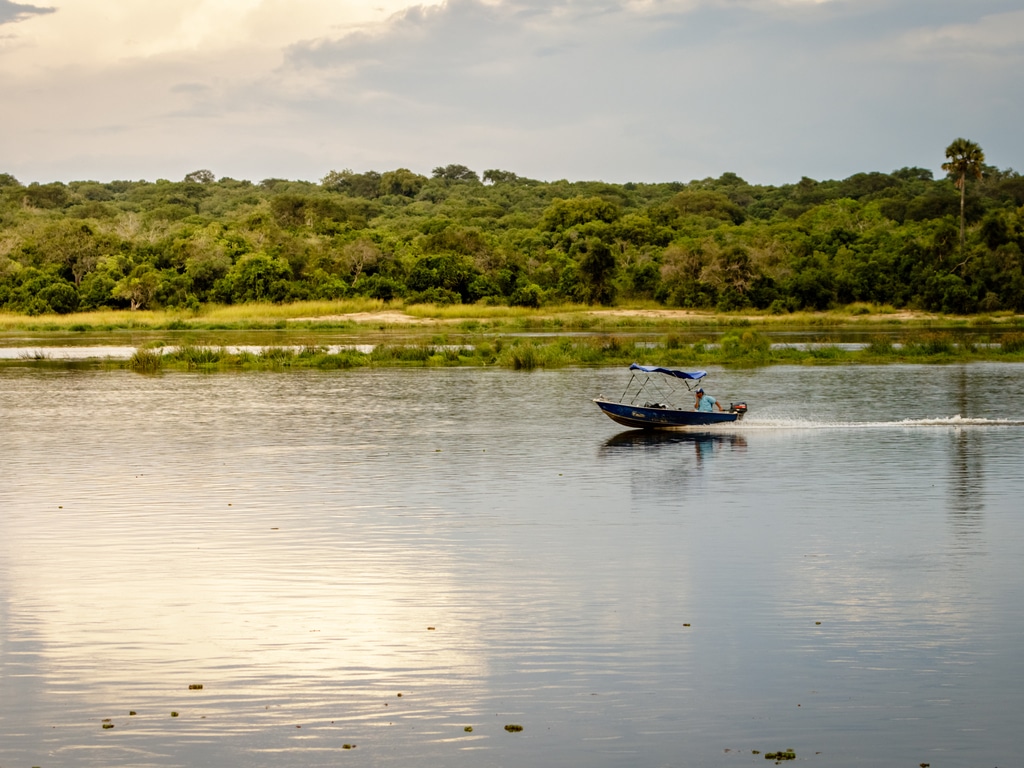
[4,302,1024,373]
[3,300,1024,334]
[87,330,1024,373]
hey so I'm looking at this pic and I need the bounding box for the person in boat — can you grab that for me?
[694,387,724,413]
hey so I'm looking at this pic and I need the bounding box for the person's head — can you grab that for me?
[696,388,704,396]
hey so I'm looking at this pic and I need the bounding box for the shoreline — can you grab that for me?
[3,302,1019,334]
[4,303,1023,372]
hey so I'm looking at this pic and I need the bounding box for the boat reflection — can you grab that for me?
[601,429,748,463]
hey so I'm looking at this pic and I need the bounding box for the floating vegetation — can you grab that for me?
[764,749,796,761]
[171,711,179,717]
[504,724,524,733]
[343,743,356,749]
[129,711,136,716]
[464,726,473,732]
[188,684,204,690]
[102,722,114,729]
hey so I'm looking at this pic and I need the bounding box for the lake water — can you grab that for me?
[2,363,1024,767]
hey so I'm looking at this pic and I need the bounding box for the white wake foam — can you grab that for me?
[735,415,1024,430]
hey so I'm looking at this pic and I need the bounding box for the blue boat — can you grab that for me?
[593,363,748,430]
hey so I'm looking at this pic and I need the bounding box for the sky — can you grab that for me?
[0,0,1022,186]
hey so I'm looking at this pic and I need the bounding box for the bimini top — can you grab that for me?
[629,363,707,381]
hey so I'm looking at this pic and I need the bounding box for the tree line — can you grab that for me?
[2,140,1022,316]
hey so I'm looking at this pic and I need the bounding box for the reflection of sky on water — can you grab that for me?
[3,364,1024,767]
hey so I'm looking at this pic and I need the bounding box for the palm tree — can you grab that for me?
[941,138,985,251]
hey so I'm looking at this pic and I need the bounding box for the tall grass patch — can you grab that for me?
[720,331,771,363]
[129,347,163,373]
[173,345,225,368]
[1001,333,1024,354]
[904,333,956,357]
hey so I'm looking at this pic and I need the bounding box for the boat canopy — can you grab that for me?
[629,363,707,381]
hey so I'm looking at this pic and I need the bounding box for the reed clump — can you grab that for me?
[720,331,771,363]
[1001,332,1024,354]
[865,336,895,356]
[172,345,225,368]
[500,341,539,370]
[258,346,296,365]
[129,347,163,373]
[807,344,846,361]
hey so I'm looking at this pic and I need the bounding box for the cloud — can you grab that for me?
[898,9,1024,59]
[271,0,1024,181]
[0,0,1021,184]
[0,0,54,26]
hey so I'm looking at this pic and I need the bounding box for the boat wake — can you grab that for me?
[735,415,1024,430]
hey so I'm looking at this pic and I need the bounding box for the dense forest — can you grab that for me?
[2,140,1023,316]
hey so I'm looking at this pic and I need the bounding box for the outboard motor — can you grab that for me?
[729,402,748,419]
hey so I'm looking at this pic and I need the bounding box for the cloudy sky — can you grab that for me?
[1,0,1021,186]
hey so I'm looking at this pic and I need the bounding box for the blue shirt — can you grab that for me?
[696,394,716,412]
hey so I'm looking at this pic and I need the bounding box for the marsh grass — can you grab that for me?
[499,341,539,370]
[20,325,1024,376]
[807,344,847,361]
[172,345,225,368]
[865,337,896,356]
[129,347,163,373]
[1001,333,1024,354]
[258,346,296,365]
[904,333,956,357]
[720,331,771,364]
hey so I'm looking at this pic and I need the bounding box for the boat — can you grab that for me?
[593,363,748,429]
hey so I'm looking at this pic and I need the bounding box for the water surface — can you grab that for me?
[2,364,1023,767]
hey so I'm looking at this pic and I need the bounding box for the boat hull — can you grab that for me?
[593,398,741,429]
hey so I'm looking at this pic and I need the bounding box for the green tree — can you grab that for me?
[407,253,478,302]
[321,169,382,198]
[184,169,215,184]
[541,197,619,230]
[36,220,104,286]
[113,265,161,310]
[379,168,427,198]
[38,281,81,314]
[942,138,985,251]
[577,237,617,305]
[668,190,744,224]
[224,252,292,302]
[482,169,519,184]
[22,182,69,209]
[432,164,479,182]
